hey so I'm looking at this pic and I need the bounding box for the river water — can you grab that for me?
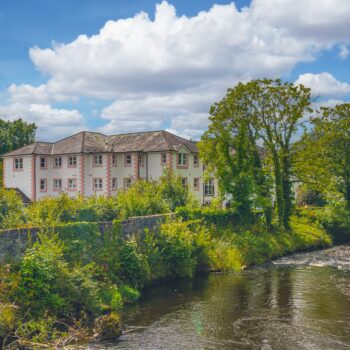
[90,245,350,350]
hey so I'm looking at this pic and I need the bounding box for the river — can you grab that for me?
[89,245,350,350]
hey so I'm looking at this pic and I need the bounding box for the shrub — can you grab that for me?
[313,203,350,243]
[116,180,167,219]
[0,188,26,228]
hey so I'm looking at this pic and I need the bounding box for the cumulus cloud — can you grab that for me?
[295,72,350,98]
[0,103,85,140]
[5,0,350,139]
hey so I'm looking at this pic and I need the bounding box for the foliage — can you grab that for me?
[159,169,198,211]
[0,188,26,228]
[0,118,36,156]
[295,103,350,208]
[200,79,312,228]
[116,179,168,219]
[309,203,350,243]
[175,205,237,226]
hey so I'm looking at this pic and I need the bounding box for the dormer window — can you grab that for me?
[178,153,187,167]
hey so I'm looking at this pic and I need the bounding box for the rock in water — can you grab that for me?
[94,312,122,340]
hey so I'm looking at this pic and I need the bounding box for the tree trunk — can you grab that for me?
[272,150,284,228]
[281,152,292,229]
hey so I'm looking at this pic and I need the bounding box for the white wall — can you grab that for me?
[4,150,218,204]
[3,155,33,200]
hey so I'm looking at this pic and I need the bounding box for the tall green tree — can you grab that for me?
[199,85,272,226]
[199,79,312,229]
[296,103,350,208]
[0,118,37,156]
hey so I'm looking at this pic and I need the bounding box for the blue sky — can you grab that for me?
[0,0,349,140]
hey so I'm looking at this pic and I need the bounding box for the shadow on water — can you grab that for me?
[89,246,350,350]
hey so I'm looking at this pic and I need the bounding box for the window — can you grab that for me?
[54,157,62,168]
[125,154,132,166]
[39,179,47,192]
[204,178,215,196]
[178,153,187,167]
[161,153,167,166]
[53,179,62,191]
[181,177,188,189]
[123,177,132,189]
[93,155,103,166]
[112,154,117,167]
[112,178,118,191]
[93,178,103,191]
[40,157,47,169]
[193,154,199,167]
[138,154,144,167]
[68,156,77,167]
[193,177,200,190]
[67,178,77,191]
[13,157,23,171]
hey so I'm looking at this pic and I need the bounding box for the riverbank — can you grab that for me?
[0,212,333,349]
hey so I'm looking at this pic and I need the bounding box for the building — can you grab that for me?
[2,130,217,204]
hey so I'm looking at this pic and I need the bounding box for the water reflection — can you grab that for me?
[89,246,350,350]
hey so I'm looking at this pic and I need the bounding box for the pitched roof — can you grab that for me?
[3,130,198,157]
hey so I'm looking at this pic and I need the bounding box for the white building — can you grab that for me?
[2,130,217,204]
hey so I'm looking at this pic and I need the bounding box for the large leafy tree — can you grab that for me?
[0,118,37,156]
[199,79,312,229]
[296,103,350,208]
[0,118,37,186]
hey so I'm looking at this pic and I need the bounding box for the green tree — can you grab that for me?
[0,118,36,156]
[296,103,350,208]
[200,79,312,229]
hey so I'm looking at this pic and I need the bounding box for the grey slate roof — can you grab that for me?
[3,130,198,157]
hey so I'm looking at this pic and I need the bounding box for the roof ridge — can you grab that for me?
[106,130,164,138]
[161,130,174,151]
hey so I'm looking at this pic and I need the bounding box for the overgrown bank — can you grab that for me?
[0,208,333,349]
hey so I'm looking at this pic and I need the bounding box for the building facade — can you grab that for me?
[2,130,217,204]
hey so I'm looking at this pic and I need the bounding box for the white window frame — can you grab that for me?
[93,178,103,191]
[93,154,103,166]
[54,157,62,168]
[178,153,187,166]
[13,157,23,171]
[204,178,215,196]
[68,156,77,167]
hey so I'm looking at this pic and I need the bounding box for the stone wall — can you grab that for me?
[0,213,172,263]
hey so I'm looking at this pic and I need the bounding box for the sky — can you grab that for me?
[0,0,350,141]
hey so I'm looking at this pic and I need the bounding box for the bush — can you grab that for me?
[116,180,167,219]
[176,206,237,226]
[0,188,26,228]
[312,203,350,243]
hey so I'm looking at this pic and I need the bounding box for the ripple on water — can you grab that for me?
[88,245,350,350]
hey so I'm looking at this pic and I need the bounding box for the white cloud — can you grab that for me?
[339,45,349,59]
[4,1,350,139]
[0,103,85,140]
[295,72,350,98]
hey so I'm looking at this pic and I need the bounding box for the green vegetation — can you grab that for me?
[0,118,37,187]
[2,80,350,347]
[0,211,332,348]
